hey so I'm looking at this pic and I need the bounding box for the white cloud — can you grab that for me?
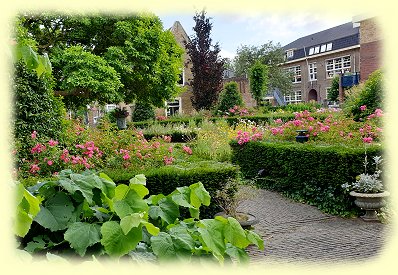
[219,49,236,59]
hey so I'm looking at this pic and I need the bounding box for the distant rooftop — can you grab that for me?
[283,22,359,50]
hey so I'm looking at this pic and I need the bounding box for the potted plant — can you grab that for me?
[114,107,129,130]
[214,179,259,229]
[342,155,389,222]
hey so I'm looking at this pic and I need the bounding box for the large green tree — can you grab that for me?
[21,13,184,109]
[233,42,291,95]
[185,10,225,111]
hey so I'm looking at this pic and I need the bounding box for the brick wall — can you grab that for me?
[223,77,256,108]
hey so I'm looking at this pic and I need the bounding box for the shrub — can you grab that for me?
[102,160,240,218]
[132,102,155,122]
[217,81,243,113]
[327,76,340,102]
[343,70,383,121]
[17,170,263,263]
[230,141,383,216]
[13,62,67,161]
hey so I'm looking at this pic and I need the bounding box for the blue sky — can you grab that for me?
[159,12,353,59]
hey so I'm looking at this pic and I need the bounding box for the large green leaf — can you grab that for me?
[129,174,146,185]
[129,184,149,199]
[148,197,179,225]
[150,232,176,259]
[189,182,211,208]
[246,230,264,250]
[197,219,226,262]
[225,244,250,264]
[113,189,149,219]
[169,225,195,252]
[224,217,250,249]
[120,213,145,235]
[100,221,142,257]
[59,177,94,205]
[64,222,101,256]
[34,192,74,231]
[15,184,41,237]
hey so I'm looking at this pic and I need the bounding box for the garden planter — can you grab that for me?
[116,117,127,130]
[215,212,259,229]
[295,130,308,143]
[350,191,390,222]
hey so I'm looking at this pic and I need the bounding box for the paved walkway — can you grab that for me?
[239,189,392,268]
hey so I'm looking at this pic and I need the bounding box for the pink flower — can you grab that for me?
[320,125,330,132]
[293,120,302,127]
[339,131,344,137]
[183,145,193,155]
[360,105,367,111]
[47,160,53,166]
[308,126,314,132]
[31,131,37,139]
[307,116,315,121]
[123,154,130,160]
[363,137,373,143]
[375,109,383,117]
[163,136,172,142]
[48,139,59,147]
[163,156,174,165]
[168,146,173,153]
[347,132,353,138]
[75,144,85,149]
[275,118,283,124]
[31,143,46,154]
[29,164,40,174]
[313,132,318,137]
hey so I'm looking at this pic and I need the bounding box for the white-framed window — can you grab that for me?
[287,65,301,83]
[325,55,351,78]
[166,97,182,116]
[105,104,117,112]
[314,46,320,54]
[325,87,331,100]
[308,63,317,81]
[320,44,326,52]
[326,43,332,51]
[309,48,314,55]
[286,49,294,58]
[284,90,302,104]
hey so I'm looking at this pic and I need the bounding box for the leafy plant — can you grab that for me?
[342,155,384,193]
[249,60,268,107]
[217,82,243,113]
[132,102,155,122]
[18,169,263,264]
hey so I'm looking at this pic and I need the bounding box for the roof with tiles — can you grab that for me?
[283,22,359,61]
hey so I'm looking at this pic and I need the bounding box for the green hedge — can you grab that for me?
[101,161,240,218]
[129,113,330,129]
[230,141,383,216]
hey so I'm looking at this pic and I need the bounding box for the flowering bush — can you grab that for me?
[341,155,384,193]
[14,120,193,179]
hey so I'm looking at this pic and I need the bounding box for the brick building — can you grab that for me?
[353,15,383,81]
[280,22,361,105]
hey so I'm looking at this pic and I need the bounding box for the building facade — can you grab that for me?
[281,22,361,105]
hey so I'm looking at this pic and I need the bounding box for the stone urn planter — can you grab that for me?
[215,212,259,229]
[116,117,127,130]
[349,191,390,222]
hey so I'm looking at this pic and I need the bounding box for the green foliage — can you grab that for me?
[15,183,42,237]
[327,76,340,102]
[217,82,243,113]
[102,160,240,218]
[50,46,123,110]
[249,60,269,106]
[132,102,155,122]
[185,10,225,110]
[20,13,184,108]
[343,70,384,121]
[230,141,383,216]
[13,62,67,160]
[233,42,292,95]
[18,170,263,264]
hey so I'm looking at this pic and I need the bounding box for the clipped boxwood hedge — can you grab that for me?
[230,140,383,216]
[102,161,240,218]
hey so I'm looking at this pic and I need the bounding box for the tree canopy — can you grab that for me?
[232,42,292,95]
[249,61,269,107]
[20,13,184,109]
[185,10,224,111]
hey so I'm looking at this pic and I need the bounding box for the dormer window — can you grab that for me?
[286,50,294,58]
[309,47,314,55]
[326,43,332,51]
